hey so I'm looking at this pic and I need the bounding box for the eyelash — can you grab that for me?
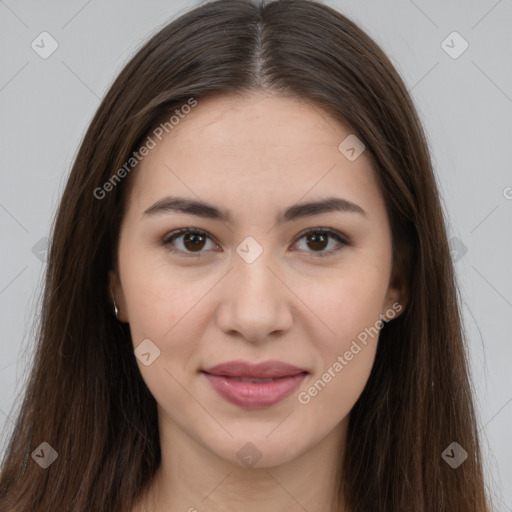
[161,227,349,258]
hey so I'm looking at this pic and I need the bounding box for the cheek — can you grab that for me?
[291,261,388,415]
[298,262,390,352]
[294,274,384,424]
[120,258,210,412]
[118,242,209,361]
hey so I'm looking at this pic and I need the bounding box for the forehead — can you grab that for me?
[124,92,382,221]
[145,92,354,165]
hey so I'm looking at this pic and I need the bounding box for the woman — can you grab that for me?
[0,0,491,510]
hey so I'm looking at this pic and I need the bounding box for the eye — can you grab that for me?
[161,227,349,258]
[162,228,220,257]
[292,228,349,257]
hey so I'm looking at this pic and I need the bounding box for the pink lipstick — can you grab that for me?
[201,360,308,409]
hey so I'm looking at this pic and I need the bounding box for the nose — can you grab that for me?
[215,251,294,344]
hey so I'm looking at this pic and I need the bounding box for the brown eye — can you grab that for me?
[293,229,348,257]
[305,232,329,251]
[163,228,219,257]
[182,232,207,251]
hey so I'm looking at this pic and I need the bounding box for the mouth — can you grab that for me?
[201,360,308,409]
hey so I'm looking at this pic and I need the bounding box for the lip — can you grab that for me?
[201,360,308,409]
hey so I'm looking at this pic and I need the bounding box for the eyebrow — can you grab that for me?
[143,195,366,223]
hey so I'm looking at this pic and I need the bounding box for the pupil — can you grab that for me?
[308,232,327,251]
[184,233,205,251]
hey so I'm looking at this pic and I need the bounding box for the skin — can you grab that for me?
[110,91,406,512]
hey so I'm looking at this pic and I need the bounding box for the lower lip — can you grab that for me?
[202,372,307,409]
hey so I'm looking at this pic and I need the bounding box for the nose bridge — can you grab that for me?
[216,242,293,342]
[235,248,278,304]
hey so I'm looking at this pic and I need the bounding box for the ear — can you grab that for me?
[108,269,129,323]
[382,260,409,322]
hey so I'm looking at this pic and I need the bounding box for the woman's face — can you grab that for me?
[111,92,404,468]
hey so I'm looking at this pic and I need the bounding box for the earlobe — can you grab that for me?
[383,293,406,322]
[108,270,128,323]
[386,239,413,320]
[383,267,409,321]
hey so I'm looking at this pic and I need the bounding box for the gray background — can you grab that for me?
[0,0,511,509]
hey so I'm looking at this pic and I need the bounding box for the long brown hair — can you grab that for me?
[0,0,491,510]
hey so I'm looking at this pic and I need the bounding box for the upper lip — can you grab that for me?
[202,360,308,379]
